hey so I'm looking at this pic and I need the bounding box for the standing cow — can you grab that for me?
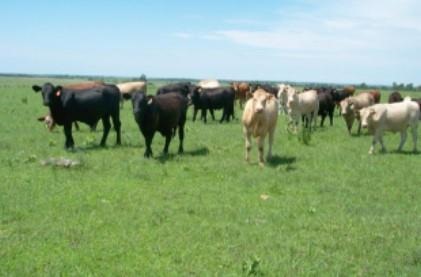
[32,83,121,149]
[287,88,319,131]
[340,92,374,135]
[132,91,188,158]
[231,82,250,109]
[242,89,279,166]
[191,87,235,123]
[359,97,420,154]
[116,81,147,107]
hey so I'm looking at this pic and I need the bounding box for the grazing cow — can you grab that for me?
[287,88,319,131]
[367,90,381,103]
[242,89,279,166]
[32,83,121,149]
[191,87,235,123]
[317,90,335,127]
[388,91,403,103]
[116,81,147,106]
[156,82,193,98]
[231,82,250,109]
[360,97,420,154]
[340,92,374,135]
[198,79,220,89]
[131,92,188,158]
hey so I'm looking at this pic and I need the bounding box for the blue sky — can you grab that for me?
[1,0,420,85]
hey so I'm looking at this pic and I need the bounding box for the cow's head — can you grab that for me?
[252,89,273,114]
[360,107,378,129]
[32,83,62,106]
[340,98,354,115]
[286,87,298,114]
[131,91,149,118]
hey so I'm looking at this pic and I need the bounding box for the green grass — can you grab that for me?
[1,77,421,275]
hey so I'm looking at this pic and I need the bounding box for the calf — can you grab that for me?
[287,88,319,131]
[132,92,188,158]
[37,113,80,131]
[360,97,420,154]
[340,92,374,135]
[242,89,279,166]
[32,83,121,149]
[191,87,235,123]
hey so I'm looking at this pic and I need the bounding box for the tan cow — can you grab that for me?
[360,97,420,154]
[242,89,279,166]
[116,81,147,107]
[340,92,374,135]
[277,83,291,115]
[286,88,319,131]
[232,82,250,109]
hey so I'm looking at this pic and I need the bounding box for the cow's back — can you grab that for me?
[353,93,374,109]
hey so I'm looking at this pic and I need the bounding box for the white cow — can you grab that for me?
[277,83,290,115]
[359,97,420,154]
[198,79,220,89]
[116,81,147,107]
[242,89,279,166]
[340,92,374,135]
[286,88,319,131]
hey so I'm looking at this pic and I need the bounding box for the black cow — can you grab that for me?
[156,82,193,98]
[32,83,121,149]
[388,91,403,103]
[250,83,278,97]
[132,92,188,158]
[317,91,335,127]
[191,87,235,123]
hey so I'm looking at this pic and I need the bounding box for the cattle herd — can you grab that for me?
[32,79,421,164]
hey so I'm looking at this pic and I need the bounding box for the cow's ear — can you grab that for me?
[32,85,42,92]
[147,96,153,105]
[55,86,63,97]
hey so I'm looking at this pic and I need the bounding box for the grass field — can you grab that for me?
[1,76,421,275]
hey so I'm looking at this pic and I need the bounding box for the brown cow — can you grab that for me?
[343,85,356,96]
[367,90,381,103]
[231,82,250,109]
[388,91,403,103]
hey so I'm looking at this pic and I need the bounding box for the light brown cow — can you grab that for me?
[360,97,420,154]
[242,89,279,166]
[287,88,319,131]
[232,82,250,109]
[340,92,374,135]
[198,79,220,89]
[116,81,147,100]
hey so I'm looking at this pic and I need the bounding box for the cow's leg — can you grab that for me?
[411,125,418,152]
[368,135,378,155]
[257,135,266,166]
[243,127,252,163]
[320,113,325,127]
[144,133,154,158]
[210,109,215,121]
[111,114,121,145]
[357,119,362,135]
[192,107,198,122]
[202,109,207,123]
[312,111,318,130]
[178,123,185,154]
[267,128,275,161]
[378,133,386,153]
[329,109,334,126]
[163,134,172,155]
[74,121,80,131]
[398,130,408,152]
[63,122,74,149]
[100,116,111,147]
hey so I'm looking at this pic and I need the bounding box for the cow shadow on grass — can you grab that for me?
[156,147,210,163]
[267,155,297,171]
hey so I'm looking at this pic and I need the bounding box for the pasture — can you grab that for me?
[1,76,421,275]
